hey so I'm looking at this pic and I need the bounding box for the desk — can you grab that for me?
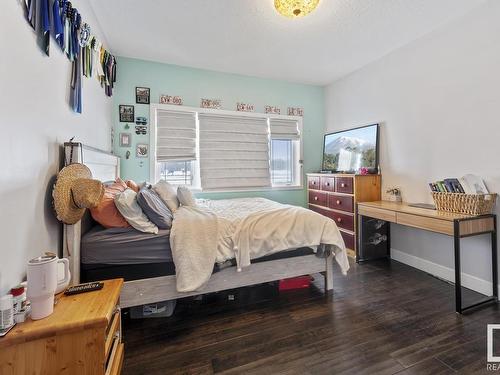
[357,201,498,314]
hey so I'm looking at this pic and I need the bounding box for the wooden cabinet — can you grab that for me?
[0,279,124,375]
[307,174,381,258]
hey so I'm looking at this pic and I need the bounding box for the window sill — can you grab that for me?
[196,185,304,194]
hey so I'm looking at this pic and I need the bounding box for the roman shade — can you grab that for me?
[199,114,271,190]
[270,118,300,140]
[156,110,197,161]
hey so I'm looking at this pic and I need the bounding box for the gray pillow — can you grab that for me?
[137,187,173,229]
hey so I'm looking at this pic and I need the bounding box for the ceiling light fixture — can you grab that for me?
[274,0,320,18]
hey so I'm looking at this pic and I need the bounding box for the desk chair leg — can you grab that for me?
[454,220,462,314]
[492,216,498,300]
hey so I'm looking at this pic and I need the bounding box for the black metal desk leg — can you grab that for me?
[454,220,462,314]
[492,216,498,300]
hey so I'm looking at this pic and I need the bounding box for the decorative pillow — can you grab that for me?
[177,186,197,207]
[137,187,173,229]
[126,180,140,193]
[90,178,131,228]
[114,189,159,234]
[153,180,179,213]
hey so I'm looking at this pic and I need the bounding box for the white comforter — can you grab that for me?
[170,198,349,292]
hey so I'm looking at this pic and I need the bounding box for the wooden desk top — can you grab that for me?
[0,278,123,348]
[357,201,474,221]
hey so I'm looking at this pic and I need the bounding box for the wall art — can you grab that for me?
[135,125,147,135]
[119,105,135,122]
[160,95,183,105]
[136,87,150,104]
[135,116,147,125]
[119,133,131,147]
[237,102,255,112]
[201,98,222,109]
[287,107,304,116]
[265,105,281,114]
[136,144,149,158]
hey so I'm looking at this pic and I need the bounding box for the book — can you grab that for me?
[436,181,446,192]
[444,178,465,193]
[461,174,489,194]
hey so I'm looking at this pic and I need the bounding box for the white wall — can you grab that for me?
[325,0,500,295]
[0,1,112,294]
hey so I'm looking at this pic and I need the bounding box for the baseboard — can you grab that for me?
[391,248,498,296]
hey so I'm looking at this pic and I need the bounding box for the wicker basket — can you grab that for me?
[431,192,497,215]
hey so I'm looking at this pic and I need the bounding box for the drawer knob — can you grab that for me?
[336,200,341,205]
[312,181,316,185]
[337,218,342,223]
[341,183,346,187]
[314,196,318,201]
[326,182,330,186]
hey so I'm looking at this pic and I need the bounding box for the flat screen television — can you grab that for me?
[322,124,379,173]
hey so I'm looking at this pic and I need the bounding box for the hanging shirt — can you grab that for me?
[71,49,82,114]
[40,0,50,55]
[52,0,64,50]
[25,0,36,30]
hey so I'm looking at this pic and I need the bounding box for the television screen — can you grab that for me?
[322,124,379,173]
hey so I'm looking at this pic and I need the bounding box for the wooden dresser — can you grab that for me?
[0,278,124,375]
[307,173,381,257]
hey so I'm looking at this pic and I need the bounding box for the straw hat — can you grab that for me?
[52,163,104,224]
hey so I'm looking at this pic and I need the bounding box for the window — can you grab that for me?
[158,160,194,186]
[271,139,294,186]
[151,105,302,191]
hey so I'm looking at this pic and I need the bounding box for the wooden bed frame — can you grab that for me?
[63,143,335,308]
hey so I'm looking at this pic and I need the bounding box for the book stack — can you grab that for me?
[429,174,489,194]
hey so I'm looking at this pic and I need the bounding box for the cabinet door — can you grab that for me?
[308,176,320,189]
[328,194,354,213]
[320,177,335,192]
[309,191,328,207]
[336,177,354,194]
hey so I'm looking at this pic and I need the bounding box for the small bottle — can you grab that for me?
[10,285,26,314]
[0,294,14,330]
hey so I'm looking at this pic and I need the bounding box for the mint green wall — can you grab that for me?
[113,57,324,207]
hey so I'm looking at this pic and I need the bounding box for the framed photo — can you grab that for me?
[136,87,150,104]
[136,143,149,158]
[119,105,134,122]
[119,133,131,147]
[265,105,281,114]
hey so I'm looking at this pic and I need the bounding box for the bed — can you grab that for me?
[63,143,348,308]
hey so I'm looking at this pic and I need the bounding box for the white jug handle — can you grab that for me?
[57,258,71,287]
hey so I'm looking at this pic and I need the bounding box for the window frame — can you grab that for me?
[150,103,303,192]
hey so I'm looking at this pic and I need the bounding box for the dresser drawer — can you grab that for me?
[328,211,354,231]
[328,194,354,213]
[308,176,320,189]
[309,191,328,207]
[336,177,354,194]
[340,230,355,250]
[105,306,121,360]
[320,177,335,192]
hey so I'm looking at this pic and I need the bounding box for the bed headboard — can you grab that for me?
[63,142,120,284]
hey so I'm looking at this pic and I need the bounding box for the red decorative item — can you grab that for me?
[358,167,369,175]
[279,275,312,291]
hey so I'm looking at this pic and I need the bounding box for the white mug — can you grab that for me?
[27,254,70,320]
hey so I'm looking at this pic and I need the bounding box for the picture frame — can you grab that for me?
[136,143,149,158]
[119,105,135,122]
[265,105,281,115]
[236,102,255,112]
[287,107,304,116]
[135,87,150,104]
[119,133,131,147]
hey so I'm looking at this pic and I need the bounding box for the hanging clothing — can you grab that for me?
[40,0,50,55]
[52,0,64,50]
[71,49,82,114]
[25,0,36,30]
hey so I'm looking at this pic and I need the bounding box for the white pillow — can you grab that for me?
[153,180,179,213]
[114,189,159,234]
[177,186,197,207]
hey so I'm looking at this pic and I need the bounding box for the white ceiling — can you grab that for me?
[89,0,486,85]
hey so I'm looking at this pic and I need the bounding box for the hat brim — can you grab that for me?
[53,164,93,225]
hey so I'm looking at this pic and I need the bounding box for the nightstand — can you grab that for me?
[0,278,124,375]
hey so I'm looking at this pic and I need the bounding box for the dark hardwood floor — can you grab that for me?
[121,259,499,374]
